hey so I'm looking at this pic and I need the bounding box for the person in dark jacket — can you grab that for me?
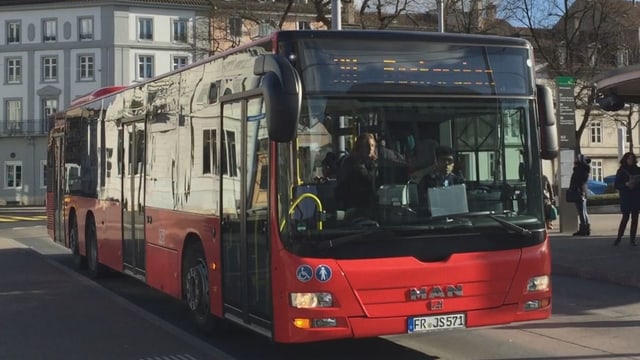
[542,174,556,230]
[335,133,378,217]
[613,152,640,246]
[569,154,591,236]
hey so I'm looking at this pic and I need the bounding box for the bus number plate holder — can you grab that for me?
[407,313,466,333]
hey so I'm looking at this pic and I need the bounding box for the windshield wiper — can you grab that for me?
[487,214,532,237]
[316,229,387,249]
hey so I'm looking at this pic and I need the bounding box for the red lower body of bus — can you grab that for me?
[47,193,551,344]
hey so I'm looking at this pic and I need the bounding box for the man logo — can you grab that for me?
[408,285,463,300]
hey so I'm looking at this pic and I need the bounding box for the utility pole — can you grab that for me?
[332,0,341,30]
[437,0,445,32]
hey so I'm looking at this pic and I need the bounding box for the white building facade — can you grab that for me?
[0,0,210,205]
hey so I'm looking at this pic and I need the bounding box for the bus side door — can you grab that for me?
[220,97,272,331]
[121,118,146,278]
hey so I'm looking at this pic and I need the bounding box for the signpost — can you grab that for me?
[556,76,578,233]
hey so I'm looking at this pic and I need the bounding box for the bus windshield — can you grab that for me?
[279,96,545,249]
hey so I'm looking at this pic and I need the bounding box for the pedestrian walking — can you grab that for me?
[542,174,556,230]
[568,154,591,236]
[613,152,640,246]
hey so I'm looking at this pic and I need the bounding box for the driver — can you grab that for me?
[416,145,465,189]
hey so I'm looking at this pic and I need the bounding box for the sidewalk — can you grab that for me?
[0,237,233,360]
[549,213,640,289]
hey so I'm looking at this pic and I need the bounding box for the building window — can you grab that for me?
[40,160,47,188]
[42,56,58,82]
[6,57,21,84]
[138,55,154,79]
[203,129,217,175]
[222,130,238,177]
[42,98,57,130]
[7,21,20,44]
[172,56,189,70]
[5,99,22,134]
[616,48,629,67]
[228,17,242,38]
[5,161,22,189]
[138,18,153,40]
[590,159,603,182]
[297,21,311,30]
[79,55,94,81]
[590,121,602,143]
[43,19,57,42]
[79,17,94,40]
[172,19,188,43]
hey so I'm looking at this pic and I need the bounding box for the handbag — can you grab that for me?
[565,188,581,203]
[548,205,558,220]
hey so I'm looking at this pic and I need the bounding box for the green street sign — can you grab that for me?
[556,76,575,86]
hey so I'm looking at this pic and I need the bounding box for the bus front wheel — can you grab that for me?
[183,243,216,333]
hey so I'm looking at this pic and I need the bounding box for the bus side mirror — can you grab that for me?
[596,93,625,112]
[254,54,301,143]
[536,85,558,160]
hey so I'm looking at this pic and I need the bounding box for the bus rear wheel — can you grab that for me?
[183,243,217,333]
[69,215,86,269]
[85,218,103,278]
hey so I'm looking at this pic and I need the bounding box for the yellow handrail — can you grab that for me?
[279,192,324,232]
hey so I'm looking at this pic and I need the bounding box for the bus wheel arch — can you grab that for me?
[182,235,218,333]
[68,209,86,269]
[85,212,103,278]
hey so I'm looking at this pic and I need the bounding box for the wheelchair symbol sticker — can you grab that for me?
[315,264,332,282]
[296,265,313,283]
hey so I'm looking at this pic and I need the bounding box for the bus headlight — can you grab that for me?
[290,292,333,308]
[527,275,550,292]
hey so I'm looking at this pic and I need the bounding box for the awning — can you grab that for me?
[594,64,640,103]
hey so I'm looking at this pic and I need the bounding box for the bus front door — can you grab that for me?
[221,98,273,333]
[121,120,146,278]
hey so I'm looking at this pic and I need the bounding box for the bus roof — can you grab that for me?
[69,86,127,108]
[274,29,531,48]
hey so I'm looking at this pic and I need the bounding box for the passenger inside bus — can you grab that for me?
[334,133,378,218]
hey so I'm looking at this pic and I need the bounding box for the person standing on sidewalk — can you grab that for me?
[569,154,591,236]
[613,152,640,246]
[542,174,556,230]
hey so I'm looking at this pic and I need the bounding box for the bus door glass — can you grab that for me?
[52,135,65,244]
[221,97,272,326]
[121,119,146,276]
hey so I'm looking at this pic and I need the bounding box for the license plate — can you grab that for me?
[408,313,466,333]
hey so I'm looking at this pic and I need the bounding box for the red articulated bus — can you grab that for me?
[47,30,558,343]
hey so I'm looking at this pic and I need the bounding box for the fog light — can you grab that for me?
[524,297,550,311]
[313,318,337,327]
[527,275,550,292]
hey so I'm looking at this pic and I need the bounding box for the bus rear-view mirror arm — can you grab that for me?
[536,85,558,160]
[254,54,302,143]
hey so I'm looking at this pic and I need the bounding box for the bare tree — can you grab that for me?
[502,0,634,154]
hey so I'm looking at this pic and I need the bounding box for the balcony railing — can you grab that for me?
[1,120,48,136]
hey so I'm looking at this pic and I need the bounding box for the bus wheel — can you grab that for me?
[183,243,216,332]
[69,215,86,269]
[85,218,103,278]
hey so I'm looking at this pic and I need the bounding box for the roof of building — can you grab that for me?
[0,0,211,6]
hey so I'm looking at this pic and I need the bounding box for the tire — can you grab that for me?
[85,218,103,278]
[183,243,218,333]
[69,215,86,269]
